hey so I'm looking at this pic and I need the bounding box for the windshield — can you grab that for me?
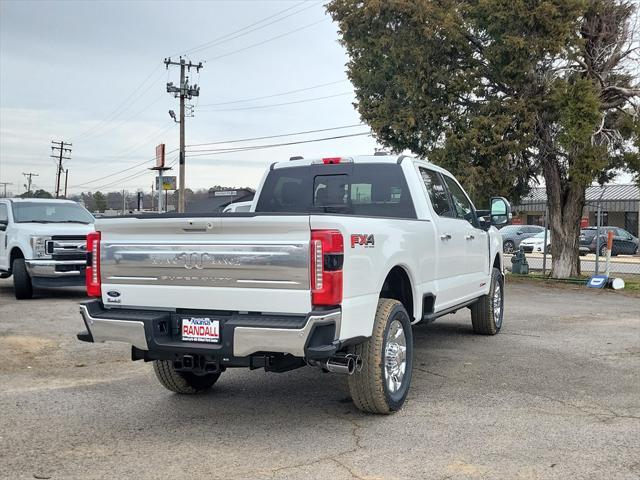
[12,202,94,224]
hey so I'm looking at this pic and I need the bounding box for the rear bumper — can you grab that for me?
[78,300,342,360]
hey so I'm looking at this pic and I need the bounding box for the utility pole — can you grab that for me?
[164,56,202,213]
[22,173,39,196]
[64,169,69,198]
[0,182,12,198]
[51,141,72,198]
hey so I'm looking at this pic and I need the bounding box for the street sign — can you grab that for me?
[155,144,166,168]
[155,176,176,191]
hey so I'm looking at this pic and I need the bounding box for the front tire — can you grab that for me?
[12,258,33,300]
[153,360,221,394]
[348,298,413,414]
[470,267,503,335]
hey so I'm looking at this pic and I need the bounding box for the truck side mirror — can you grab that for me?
[490,197,511,226]
[0,220,7,231]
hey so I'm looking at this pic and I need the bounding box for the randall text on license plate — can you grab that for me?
[181,317,220,343]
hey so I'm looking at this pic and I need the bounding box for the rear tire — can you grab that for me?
[470,267,503,335]
[12,258,33,300]
[153,360,221,394]
[348,298,413,414]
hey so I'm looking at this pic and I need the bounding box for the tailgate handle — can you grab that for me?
[182,220,214,232]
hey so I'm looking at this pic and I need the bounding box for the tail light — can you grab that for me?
[311,230,343,306]
[86,231,101,297]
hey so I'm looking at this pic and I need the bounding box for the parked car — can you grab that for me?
[519,230,551,253]
[579,226,639,256]
[0,198,94,299]
[77,154,510,414]
[499,224,545,254]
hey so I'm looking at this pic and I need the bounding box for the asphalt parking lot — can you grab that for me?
[0,278,638,480]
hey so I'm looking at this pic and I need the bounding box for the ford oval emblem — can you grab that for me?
[107,290,121,298]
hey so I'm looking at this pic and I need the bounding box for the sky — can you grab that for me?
[0,0,378,196]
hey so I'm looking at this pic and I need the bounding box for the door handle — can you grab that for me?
[465,234,475,240]
[440,234,452,241]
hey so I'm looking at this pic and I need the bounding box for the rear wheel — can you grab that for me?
[12,258,33,300]
[599,244,607,257]
[348,298,413,414]
[470,267,503,335]
[153,360,221,394]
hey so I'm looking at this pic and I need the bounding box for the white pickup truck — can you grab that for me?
[77,155,509,414]
[0,198,94,299]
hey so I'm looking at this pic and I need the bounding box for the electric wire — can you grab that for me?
[72,148,178,189]
[204,18,327,62]
[186,132,372,157]
[75,65,165,140]
[174,1,320,57]
[197,92,353,112]
[186,124,364,148]
[197,80,349,107]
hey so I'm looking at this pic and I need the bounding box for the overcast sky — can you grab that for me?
[0,0,378,196]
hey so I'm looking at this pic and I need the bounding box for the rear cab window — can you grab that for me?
[255,163,417,219]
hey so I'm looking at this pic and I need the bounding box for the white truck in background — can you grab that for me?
[0,198,94,299]
[77,155,510,414]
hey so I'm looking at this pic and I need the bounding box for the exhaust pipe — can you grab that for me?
[324,355,361,375]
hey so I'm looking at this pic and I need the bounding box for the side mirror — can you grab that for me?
[0,220,7,231]
[490,197,511,226]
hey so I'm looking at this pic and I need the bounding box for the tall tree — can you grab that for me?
[328,0,639,278]
[92,191,107,212]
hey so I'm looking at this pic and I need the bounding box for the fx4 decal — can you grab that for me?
[351,234,375,248]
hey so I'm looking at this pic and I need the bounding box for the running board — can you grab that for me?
[422,298,479,323]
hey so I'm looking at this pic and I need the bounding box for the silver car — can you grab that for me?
[499,225,545,254]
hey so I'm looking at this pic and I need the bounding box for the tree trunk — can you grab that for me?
[544,163,585,279]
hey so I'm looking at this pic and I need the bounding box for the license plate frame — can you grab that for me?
[180,317,220,344]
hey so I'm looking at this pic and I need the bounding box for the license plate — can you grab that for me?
[181,317,220,343]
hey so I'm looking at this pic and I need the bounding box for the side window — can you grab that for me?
[0,204,8,223]
[442,175,477,226]
[419,168,455,218]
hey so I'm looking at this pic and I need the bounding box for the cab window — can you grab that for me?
[0,203,8,223]
[419,168,455,218]
[441,175,477,226]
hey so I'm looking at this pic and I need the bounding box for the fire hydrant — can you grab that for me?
[511,247,529,275]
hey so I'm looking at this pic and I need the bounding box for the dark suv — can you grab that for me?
[579,227,639,256]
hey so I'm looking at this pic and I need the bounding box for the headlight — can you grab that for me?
[30,236,51,258]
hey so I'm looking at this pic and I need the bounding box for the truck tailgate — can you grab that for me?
[97,215,312,313]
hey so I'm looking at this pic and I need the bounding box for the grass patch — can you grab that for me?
[506,272,640,296]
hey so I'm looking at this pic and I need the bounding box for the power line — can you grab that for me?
[175,1,319,57]
[75,64,164,140]
[197,79,349,107]
[204,18,327,62]
[197,91,353,112]
[72,148,179,189]
[186,124,364,148]
[75,157,178,193]
[186,131,372,157]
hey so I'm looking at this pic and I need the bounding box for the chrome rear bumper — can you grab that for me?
[78,301,341,358]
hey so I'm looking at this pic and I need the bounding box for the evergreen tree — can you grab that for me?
[328,0,639,278]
